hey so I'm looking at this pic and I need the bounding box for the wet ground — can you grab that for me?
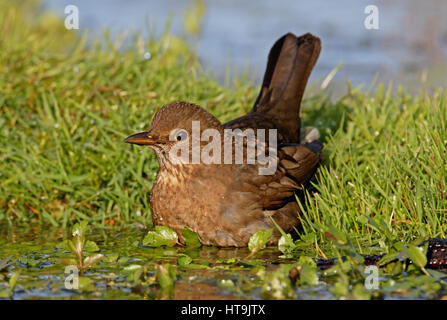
[1,224,446,300]
[0,224,290,299]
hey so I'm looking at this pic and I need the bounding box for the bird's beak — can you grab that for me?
[124,131,157,145]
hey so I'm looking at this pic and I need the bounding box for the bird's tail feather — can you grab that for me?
[253,33,321,143]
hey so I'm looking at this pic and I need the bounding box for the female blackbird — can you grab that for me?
[125,32,322,246]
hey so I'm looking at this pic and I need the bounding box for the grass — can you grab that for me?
[1,0,446,258]
[0,0,255,229]
[299,85,447,252]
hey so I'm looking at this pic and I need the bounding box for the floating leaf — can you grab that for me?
[156,264,177,289]
[0,289,10,299]
[297,256,318,286]
[0,256,13,272]
[55,240,70,252]
[248,229,273,254]
[59,258,78,266]
[78,276,94,291]
[261,265,295,299]
[182,227,201,248]
[9,272,19,294]
[278,234,296,255]
[126,266,145,284]
[352,283,371,300]
[143,226,178,247]
[329,275,349,298]
[177,255,193,267]
[103,253,119,263]
[270,217,295,256]
[217,279,236,291]
[84,240,100,252]
[178,255,207,269]
[123,264,143,272]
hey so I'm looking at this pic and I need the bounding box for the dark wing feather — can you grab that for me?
[225,33,322,214]
[225,33,321,144]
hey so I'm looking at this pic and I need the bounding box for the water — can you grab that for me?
[43,0,447,91]
[0,225,300,300]
[1,225,444,300]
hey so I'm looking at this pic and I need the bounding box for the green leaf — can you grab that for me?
[103,253,119,263]
[426,269,447,280]
[9,272,19,293]
[278,234,296,255]
[84,240,100,252]
[123,264,143,272]
[126,267,144,284]
[261,265,296,299]
[352,283,371,300]
[185,264,208,270]
[217,279,236,291]
[403,244,427,269]
[74,237,83,255]
[0,289,10,298]
[0,256,13,272]
[177,255,207,269]
[270,217,296,257]
[67,239,78,255]
[178,255,193,267]
[143,226,179,247]
[378,251,400,266]
[78,276,94,291]
[83,253,103,268]
[248,229,273,254]
[72,221,89,238]
[329,277,349,298]
[156,264,177,289]
[55,240,70,252]
[297,256,318,286]
[59,258,78,266]
[182,227,201,248]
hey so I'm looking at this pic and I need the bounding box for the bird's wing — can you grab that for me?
[231,139,322,211]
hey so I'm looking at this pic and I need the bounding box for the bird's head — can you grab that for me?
[125,101,223,166]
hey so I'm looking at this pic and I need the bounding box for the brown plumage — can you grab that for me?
[125,32,322,247]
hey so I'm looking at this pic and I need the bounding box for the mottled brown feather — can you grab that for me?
[127,33,323,246]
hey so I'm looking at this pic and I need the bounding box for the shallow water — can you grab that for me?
[1,224,446,300]
[0,224,287,299]
[43,0,447,90]
[0,224,331,299]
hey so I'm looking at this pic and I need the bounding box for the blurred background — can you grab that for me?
[43,0,447,93]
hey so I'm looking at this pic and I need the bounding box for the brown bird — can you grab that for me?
[125,32,322,247]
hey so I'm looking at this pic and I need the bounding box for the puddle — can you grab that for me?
[0,224,445,300]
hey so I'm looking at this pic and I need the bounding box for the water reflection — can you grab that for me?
[42,0,447,91]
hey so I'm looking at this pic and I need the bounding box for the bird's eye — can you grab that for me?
[176,130,188,141]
